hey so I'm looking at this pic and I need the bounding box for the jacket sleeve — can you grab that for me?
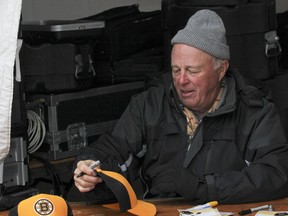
[206,101,288,204]
[74,91,148,201]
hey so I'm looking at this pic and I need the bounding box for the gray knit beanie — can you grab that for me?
[171,9,230,60]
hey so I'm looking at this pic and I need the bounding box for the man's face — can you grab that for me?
[171,44,226,114]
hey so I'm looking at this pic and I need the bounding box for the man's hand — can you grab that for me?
[74,160,103,193]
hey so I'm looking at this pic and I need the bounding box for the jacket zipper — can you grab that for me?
[187,119,202,152]
[187,135,193,151]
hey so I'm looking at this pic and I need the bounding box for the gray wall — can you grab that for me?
[22,0,161,21]
[22,0,288,21]
[277,0,288,13]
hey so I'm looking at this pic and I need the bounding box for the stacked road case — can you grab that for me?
[25,81,145,160]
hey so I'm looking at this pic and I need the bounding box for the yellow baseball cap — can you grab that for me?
[8,193,73,216]
[97,168,157,216]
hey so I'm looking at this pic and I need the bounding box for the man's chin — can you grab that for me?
[181,101,197,109]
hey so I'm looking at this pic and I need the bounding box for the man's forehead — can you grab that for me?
[172,44,214,59]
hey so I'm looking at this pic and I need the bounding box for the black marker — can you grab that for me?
[77,160,100,178]
[239,205,270,215]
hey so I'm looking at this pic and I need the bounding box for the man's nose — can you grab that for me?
[178,71,189,84]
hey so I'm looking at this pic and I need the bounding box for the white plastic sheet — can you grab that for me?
[0,0,22,163]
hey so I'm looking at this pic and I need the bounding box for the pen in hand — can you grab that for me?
[77,160,100,178]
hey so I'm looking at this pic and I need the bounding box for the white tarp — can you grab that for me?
[0,0,22,163]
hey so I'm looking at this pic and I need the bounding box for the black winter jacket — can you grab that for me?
[75,69,288,204]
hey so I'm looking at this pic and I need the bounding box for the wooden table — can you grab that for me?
[1,197,288,216]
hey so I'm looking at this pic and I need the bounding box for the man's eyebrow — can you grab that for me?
[171,64,201,68]
[171,65,181,71]
[185,65,202,70]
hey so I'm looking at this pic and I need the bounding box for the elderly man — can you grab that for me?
[73,9,288,204]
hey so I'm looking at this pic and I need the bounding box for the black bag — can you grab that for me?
[264,71,288,140]
[93,47,164,84]
[19,20,104,93]
[79,4,164,84]
[277,11,288,70]
[81,4,164,61]
[162,0,281,81]
[20,42,96,93]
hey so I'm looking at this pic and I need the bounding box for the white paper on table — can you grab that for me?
[178,207,222,216]
[256,211,288,216]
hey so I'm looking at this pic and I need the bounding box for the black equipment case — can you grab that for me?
[83,4,163,61]
[93,47,164,84]
[20,20,105,43]
[25,81,145,160]
[277,11,288,70]
[82,4,165,84]
[264,71,288,140]
[162,0,281,81]
[19,20,104,93]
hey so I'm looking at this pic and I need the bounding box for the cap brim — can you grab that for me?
[128,200,157,216]
[103,200,157,216]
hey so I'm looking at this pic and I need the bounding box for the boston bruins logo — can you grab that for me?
[34,198,54,215]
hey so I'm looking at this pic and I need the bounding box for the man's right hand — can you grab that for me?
[74,160,103,193]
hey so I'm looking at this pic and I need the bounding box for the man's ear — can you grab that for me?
[218,60,229,81]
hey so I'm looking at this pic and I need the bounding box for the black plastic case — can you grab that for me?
[20,20,105,43]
